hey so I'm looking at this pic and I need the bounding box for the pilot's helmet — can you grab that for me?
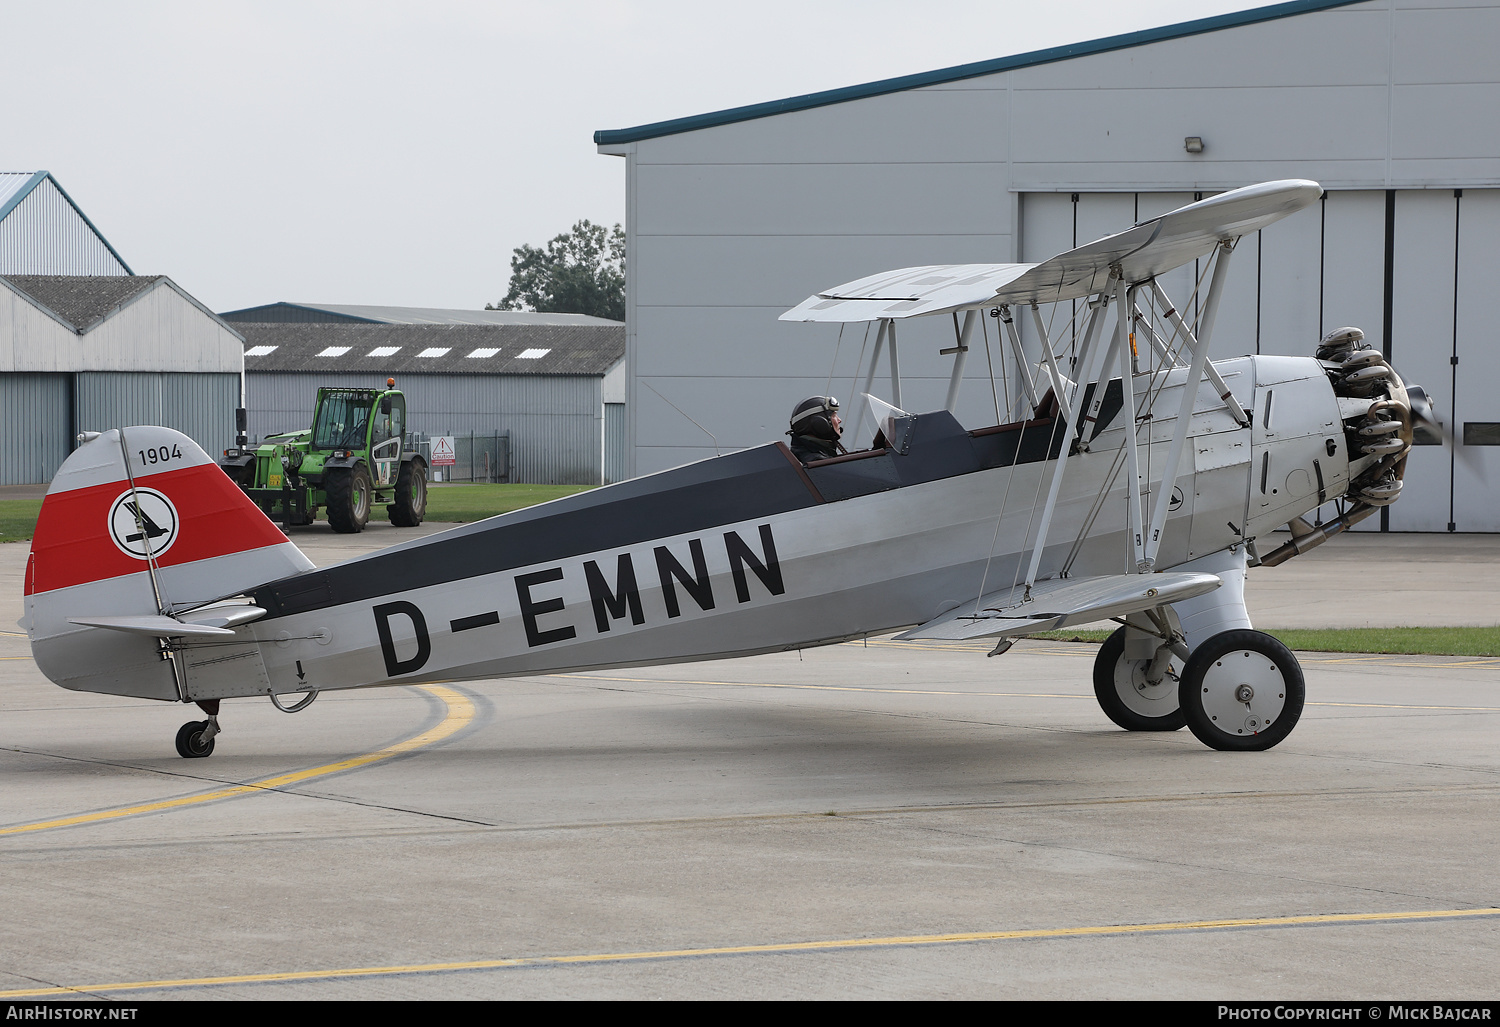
[789,395,841,439]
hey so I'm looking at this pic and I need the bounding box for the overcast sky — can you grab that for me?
[4,0,1272,312]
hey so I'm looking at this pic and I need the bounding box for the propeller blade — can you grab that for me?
[1407,385,1482,476]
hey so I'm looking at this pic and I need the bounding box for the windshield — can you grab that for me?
[312,392,372,449]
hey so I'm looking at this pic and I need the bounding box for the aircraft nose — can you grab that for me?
[1317,327,1413,508]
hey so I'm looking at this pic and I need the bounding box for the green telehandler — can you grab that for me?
[220,381,427,533]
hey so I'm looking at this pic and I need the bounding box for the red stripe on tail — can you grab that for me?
[27,463,288,596]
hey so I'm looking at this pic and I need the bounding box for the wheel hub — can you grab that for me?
[1200,650,1287,735]
[1117,659,1178,715]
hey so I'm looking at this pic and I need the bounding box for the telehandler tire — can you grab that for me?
[390,457,428,527]
[326,465,372,533]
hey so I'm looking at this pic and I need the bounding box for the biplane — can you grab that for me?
[21,180,1431,757]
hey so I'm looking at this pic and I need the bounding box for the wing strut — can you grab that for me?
[1028,303,1074,425]
[888,319,903,409]
[1148,278,1249,428]
[1114,274,1149,572]
[1020,296,1110,591]
[997,306,1041,417]
[1142,240,1235,570]
[1132,302,1183,368]
[1075,294,1119,452]
[943,310,977,413]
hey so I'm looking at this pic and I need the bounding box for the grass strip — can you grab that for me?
[0,485,593,543]
[1028,626,1500,657]
[422,483,594,522]
[0,499,42,544]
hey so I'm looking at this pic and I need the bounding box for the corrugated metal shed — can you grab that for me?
[0,171,132,276]
[1,273,246,484]
[221,301,620,327]
[238,320,624,486]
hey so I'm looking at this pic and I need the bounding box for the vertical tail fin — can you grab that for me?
[24,427,314,699]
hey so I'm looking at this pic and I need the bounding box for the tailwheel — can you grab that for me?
[1093,626,1186,731]
[175,719,217,759]
[1179,629,1305,751]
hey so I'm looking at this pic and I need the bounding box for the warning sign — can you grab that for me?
[430,436,457,467]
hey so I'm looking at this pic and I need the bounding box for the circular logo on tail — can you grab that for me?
[108,488,179,560]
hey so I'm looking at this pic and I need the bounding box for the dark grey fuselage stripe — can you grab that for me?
[253,409,1071,620]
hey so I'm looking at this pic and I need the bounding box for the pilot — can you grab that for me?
[787,395,846,463]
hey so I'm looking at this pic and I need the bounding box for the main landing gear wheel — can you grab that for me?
[1093,627,1186,732]
[175,720,215,759]
[1179,629,1305,752]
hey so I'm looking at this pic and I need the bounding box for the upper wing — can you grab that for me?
[782,179,1321,324]
[894,571,1222,641]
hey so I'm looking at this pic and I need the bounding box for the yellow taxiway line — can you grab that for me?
[0,684,472,837]
[4,907,1496,998]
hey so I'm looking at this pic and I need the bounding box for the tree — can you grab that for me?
[489,220,625,321]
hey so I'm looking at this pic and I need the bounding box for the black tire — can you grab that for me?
[221,460,256,488]
[175,720,214,759]
[1179,629,1305,752]
[326,465,372,533]
[1092,626,1186,732]
[389,457,427,527]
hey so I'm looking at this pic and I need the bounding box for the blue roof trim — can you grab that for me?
[595,0,1368,145]
[0,171,135,274]
[0,171,49,224]
[218,302,385,324]
[43,173,135,275]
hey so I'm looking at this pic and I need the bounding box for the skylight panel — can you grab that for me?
[317,346,351,357]
[367,346,401,357]
[244,345,278,357]
[417,347,451,358]
[517,348,550,359]
[467,347,500,358]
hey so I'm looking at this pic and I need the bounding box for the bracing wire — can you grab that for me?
[824,322,846,398]
[846,321,872,436]
[980,311,1001,425]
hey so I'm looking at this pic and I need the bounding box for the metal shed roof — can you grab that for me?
[240,322,624,376]
[594,0,1366,146]
[0,274,232,337]
[3,275,162,331]
[0,171,134,274]
[221,301,622,327]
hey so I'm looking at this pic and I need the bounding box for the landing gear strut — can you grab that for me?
[175,699,222,759]
[1093,626,1186,732]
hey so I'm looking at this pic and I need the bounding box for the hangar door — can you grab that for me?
[1021,190,1500,532]
[0,373,72,485]
[75,373,241,464]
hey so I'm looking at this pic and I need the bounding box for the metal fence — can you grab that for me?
[415,432,511,483]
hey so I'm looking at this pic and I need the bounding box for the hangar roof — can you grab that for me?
[594,0,1364,146]
[0,274,237,337]
[3,275,161,331]
[239,322,624,377]
[221,301,622,327]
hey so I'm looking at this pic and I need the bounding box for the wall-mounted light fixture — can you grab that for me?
[1184,136,1205,154]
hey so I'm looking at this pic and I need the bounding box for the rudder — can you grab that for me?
[23,427,314,700]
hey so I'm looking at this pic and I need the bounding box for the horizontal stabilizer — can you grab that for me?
[67,615,237,638]
[896,571,1222,641]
